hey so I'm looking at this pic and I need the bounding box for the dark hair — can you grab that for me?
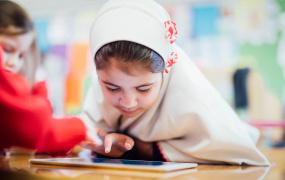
[95,41,165,74]
[0,0,33,35]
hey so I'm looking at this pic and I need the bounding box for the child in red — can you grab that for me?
[0,1,100,155]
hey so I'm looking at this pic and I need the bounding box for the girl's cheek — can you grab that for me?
[109,95,117,105]
[1,54,11,69]
[2,51,9,64]
[105,92,119,106]
[17,60,24,71]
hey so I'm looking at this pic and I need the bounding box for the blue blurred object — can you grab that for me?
[34,18,51,53]
[192,5,220,38]
[233,68,250,108]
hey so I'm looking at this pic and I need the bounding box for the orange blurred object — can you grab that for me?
[65,43,89,114]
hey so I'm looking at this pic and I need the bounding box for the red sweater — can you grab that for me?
[0,45,86,155]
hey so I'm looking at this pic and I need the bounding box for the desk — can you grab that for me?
[0,148,284,180]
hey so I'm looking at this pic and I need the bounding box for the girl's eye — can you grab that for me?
[4,47,13,53]
[107,87,120,92]
[137,88,150,93]
[19,53,27,60]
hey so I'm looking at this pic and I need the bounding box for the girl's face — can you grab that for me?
[0,32,34,73]
[97,58,163,118]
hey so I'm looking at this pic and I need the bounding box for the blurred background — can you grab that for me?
[12,0,285,147]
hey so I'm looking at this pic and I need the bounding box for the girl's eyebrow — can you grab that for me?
[2,42,13,49]
[136,83,154,88]
[102,80,154,88]
[2,40,16,47]
[102,80,120,87]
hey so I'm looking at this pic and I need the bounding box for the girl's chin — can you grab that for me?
[122,112,137,118]
[120,109,142,118]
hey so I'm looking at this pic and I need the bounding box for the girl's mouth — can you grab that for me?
[120,108,137,114]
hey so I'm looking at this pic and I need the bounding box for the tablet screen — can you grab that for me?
[30,158,198,172]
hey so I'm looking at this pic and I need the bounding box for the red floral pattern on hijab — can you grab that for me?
[164,20,178,73]
[164,20,178,44]
[165,52,178,73]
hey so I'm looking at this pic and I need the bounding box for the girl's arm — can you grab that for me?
[134,138,167,161]
[133,138,153,160]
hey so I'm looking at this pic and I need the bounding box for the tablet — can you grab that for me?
[30,165,197,179]
[29,158,198,172]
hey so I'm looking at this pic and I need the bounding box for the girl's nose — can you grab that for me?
[119,93,137,109]
[5,55,19,68]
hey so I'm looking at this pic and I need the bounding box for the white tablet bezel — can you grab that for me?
[29,158,198,172]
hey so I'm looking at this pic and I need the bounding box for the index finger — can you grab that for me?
[104,134,115,153]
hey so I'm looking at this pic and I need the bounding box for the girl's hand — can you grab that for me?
[81,128,134,158]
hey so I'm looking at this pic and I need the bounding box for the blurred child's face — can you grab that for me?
[97,58,163,118]
[0,32,33,73]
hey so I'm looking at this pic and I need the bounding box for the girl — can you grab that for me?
[80,0,269,165]
[0,0,100,155]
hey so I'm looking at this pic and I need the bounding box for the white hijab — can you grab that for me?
[81,0,269,165]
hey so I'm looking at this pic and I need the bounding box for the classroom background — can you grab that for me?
[13,0,285,148]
